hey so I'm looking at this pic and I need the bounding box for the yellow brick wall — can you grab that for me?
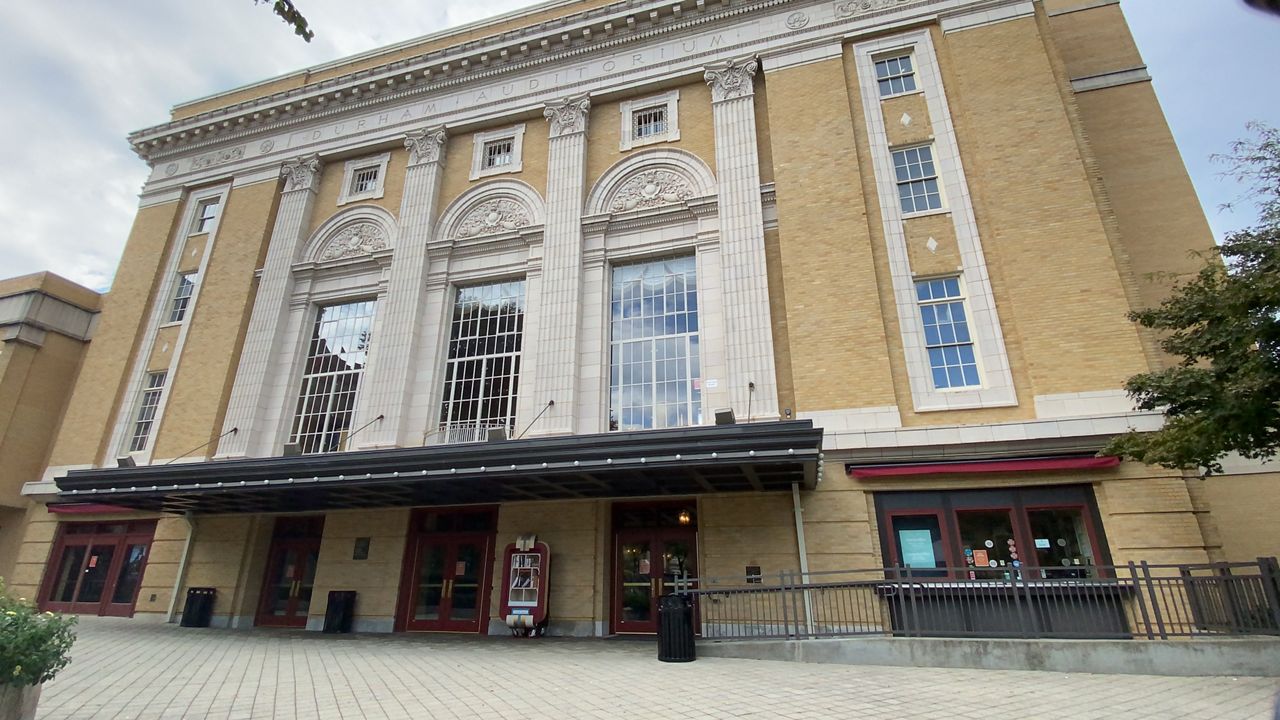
[585,80,718,190]
[309,509,411,624]
[763,228,796,416]
[1201,470,1280,562]
[177,234,208,274]
[493,500,603,630]
[305,147,410,238]
[765,58,898,413]
[699,494,799,581]
[902,213,962,278]
[46,202,184,469]
[880,92,931,148]
[152,181,278,460]
[436,119,551,221]
[146,325,180,373]
[0,507,25,582]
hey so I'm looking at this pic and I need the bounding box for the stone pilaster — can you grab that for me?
[217,155,322,458]
[524,95,590,436]
[352,128,448,449]
[704,58,779,421]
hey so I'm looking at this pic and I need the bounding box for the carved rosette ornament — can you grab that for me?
[704,57,758,102]
[281,154,322,192]
[834,0,915,18]
[318,222,388,261]
[543,95,591,137]
[455,198,532,239]
[610,170,696,213]
[405,127,447,166]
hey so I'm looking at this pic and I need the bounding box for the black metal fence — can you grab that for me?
[678,557,1280,641]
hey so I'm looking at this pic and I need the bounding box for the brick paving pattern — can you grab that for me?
[38,618,1280,719]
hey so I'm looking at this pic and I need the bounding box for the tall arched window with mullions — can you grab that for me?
[289,299,378,454]
[437,280,526,443]
[609,256,701,432]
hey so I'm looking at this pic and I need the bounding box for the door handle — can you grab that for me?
[291,580,300,598]
[444,579,452,598]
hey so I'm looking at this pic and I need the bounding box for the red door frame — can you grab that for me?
[254,537,323,627]
[39,521,157,617]
[610,526,699,635]
[393,506,497,633]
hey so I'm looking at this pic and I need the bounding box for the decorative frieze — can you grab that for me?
[609,169,696,212]
[455,199,533,239]
[404,126,447,166]
[834,0,919,19]
[281,154,322,192]
[318,222,389,261]
[189,145,246,171]
[704,57,758,102]
[543,95,591,137]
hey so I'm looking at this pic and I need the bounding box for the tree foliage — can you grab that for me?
[256,0,314,42]
[1103,123,1280,475]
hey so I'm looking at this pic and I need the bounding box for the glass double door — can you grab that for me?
[256,539,321,627]
[614,528,697,634]
[406,534,491,632]
[44,529,153,617]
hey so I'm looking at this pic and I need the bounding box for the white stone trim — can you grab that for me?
[337,152,391,205]
[585,147,717,217]
[138,187,184,209]
[940,0,1034,32]
[469,124,527,180]
[107,184,231,465]
[618,89,681,151]
[1045,0,1119,17]
[854,29,1017,413]
[300,205,399,264]
[435,179,546,247]
[821,411,1165,452]
[761,39,844,74]
[799,406,904,432]
[1033,390,1135,419]
[1070,66,1151,93]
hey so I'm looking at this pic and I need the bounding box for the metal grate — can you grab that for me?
[128,372,167,453]
[289,300,377,454]
[483,139,514,168]
[633,105,668,140]
[350,165,380,195]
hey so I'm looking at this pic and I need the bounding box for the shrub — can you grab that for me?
[0,579,76,687]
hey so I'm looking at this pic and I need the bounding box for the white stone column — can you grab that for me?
[704,58,779,421]
[352,127,448,449]
[524,95,590,437]
[218,155,322,458]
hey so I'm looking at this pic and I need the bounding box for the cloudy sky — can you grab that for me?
[0,1,1276,291]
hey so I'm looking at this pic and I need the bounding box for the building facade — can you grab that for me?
[9,0,1278,633]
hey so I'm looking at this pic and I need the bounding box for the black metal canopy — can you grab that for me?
[55,421,823,514]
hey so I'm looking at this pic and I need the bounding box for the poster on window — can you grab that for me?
[898,529,937,568]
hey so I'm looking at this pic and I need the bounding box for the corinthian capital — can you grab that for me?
[704,57,758,102]
[281,154,322,193]
[544,94,591,137]
[405,126,448,166]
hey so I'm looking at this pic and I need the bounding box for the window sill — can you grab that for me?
[879,88,925,102]
[901,208,950,221]
[186,230,211,239]
[619,129,681,152]
[158,321,184,329]
[337,190,385,206]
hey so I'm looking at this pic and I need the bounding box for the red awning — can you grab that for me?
[47,503,136,514]
[847,455,1120,479]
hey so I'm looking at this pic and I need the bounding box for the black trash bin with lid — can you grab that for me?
[323,591,357,633]
[657,593,696,662]
[180,587,216,628]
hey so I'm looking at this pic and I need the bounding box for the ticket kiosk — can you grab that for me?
[499,535,550,637]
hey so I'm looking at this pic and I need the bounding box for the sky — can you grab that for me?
[0,0,1276,292]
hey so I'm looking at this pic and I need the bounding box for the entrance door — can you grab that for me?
[405,533,491,632]
[255,516,325,628]
[42,521,157,617]
[613,528,697,634]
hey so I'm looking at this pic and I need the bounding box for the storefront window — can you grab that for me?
[956,510,1019,579]
[889,514,946,575]
[1027,508,1096,578]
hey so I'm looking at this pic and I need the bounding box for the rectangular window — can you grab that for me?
[892,145,942,213]
[437,281,525,443]
[632,105,668,140]
[875,54,917,97]
[128,372,167,453]
[289,300,377,454]
[609,256,701,432]
[349,165,380,195]
[168,272,197,323]
[916,277,980,389]
[191,198,220,234]
[483,139,514,169]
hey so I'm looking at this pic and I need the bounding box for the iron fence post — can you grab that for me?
[1014,564,1033,639]
[1139,561,1168,639]
[779,570,792,639]
[1256,557,1280,634]
[904,566,919,638]
[1127,561,1154,640]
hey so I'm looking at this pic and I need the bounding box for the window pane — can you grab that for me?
[437,280,525,442]
[891,515,946,576]
[290,300,377,454]
[956,510,1018,580]
[1027,508,1097,578]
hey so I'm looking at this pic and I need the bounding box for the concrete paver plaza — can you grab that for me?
[38,618,1280,719]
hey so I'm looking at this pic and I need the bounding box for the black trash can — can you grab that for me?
[180,587,216,628]
[657,593,696,662]
[323,591,357,634]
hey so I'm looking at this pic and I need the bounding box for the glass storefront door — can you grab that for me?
[405,534,492,632]
[255,516,325,628]
[42,521,157,617]
[613,528,697,634]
